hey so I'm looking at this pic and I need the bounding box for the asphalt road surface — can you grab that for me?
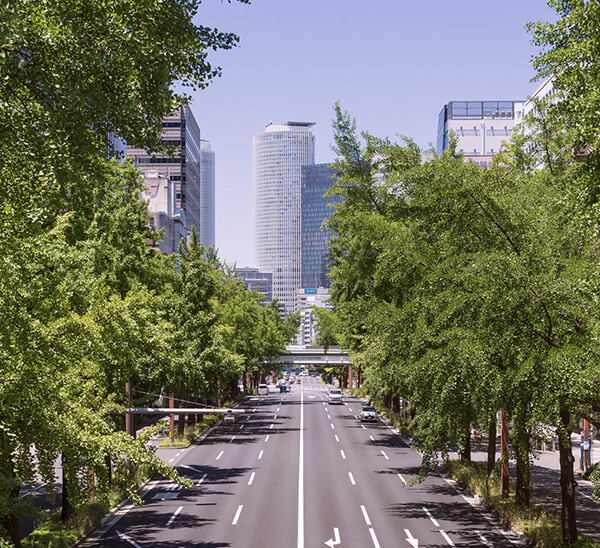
[80,376,521,547]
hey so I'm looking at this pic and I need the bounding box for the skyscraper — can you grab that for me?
[127,105,205,239]
[253,121,316,315]
[301,163,339,289]
[199,139,215,248]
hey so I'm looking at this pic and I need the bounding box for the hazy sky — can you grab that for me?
[188,0,557,267]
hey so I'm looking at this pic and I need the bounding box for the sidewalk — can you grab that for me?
[460,438,600,541]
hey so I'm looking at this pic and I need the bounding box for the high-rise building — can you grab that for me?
[294,288,332,346]
[301,164,339,290]
[253,121,316,315]
[437,100,524,165]
[199,139,215,248]
[234,267,273,302]
[141,170,187,255]
[127,105,204,239]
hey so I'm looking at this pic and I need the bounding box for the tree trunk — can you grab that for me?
[500,409,510,498]
[515,431,530,508]
[392,395,401,414]
[61,454,75,522]
[558,408,577,542]
[460,425,471,462]
[177,413,186,437]
[487,415,497,475]
[0,450,21,548]
[383,393,391,408]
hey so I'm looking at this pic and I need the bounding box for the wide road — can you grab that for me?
[81,376,521,547]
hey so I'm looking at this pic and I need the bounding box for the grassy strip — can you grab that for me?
[444,459,600,548]
[158,414,219,447]
[21,465,151,548]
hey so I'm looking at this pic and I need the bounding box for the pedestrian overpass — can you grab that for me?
[271,345,351,367]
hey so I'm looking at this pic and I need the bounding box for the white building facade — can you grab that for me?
[253,122,316,315]
[437,100,524,166]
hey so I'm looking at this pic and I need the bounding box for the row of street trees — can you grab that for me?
[321,1,600,542]
[0,1,298,546]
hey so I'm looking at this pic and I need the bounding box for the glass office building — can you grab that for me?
[253,122,316,316]
[199,140,215,248]
[301,164,339,290]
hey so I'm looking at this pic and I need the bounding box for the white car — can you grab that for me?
[328,388,343,404]
[359,406,378,422]
[258,384,269,395]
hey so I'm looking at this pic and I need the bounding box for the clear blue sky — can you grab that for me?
[189,0,557,267]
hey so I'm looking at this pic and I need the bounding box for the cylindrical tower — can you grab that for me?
[253,121,316,315]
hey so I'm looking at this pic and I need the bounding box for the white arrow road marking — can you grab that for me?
[324,527,341,547]
[165,506,183,527]
[232,505,243,525]
[404,528,419,548]
[423,507,439,526]
[369,528,382,548]
[475,531,494,548]
[398,473,406,484]
[440,530,456,547]
[116,530,143,548]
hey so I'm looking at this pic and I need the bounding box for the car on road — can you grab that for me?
[258,384,269,395]
[328,388,343,404]
[359,405,378,422]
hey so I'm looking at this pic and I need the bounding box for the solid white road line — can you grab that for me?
[197,473,207,486]
[340,450,346,459]
[360,505,372,525]
[380,450,389,460]
[423,507,439,526]
[216,451,224,461]
[258,450,264,460]
[348,472,356,485]
[475,530,494,548]
[369,528,381,548]
[165,506,183,527]
[298,390,304,548]
[248,472,256,485]
[232,505,243,525]
[440,530,456,547]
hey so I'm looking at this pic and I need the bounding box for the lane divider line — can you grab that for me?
[369,528,381,548]
[248,472,256,486]
[298,390,304,547]
[361,505,372,525]
[380,450,389,460]
[165,506,183,527]
[348,472,356,485]
[340,450,346,460]
[423,507,439,526]
[258,450,264,460]
[232,505,243,525]
[216,451,224,461]
[440,530,455,547]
